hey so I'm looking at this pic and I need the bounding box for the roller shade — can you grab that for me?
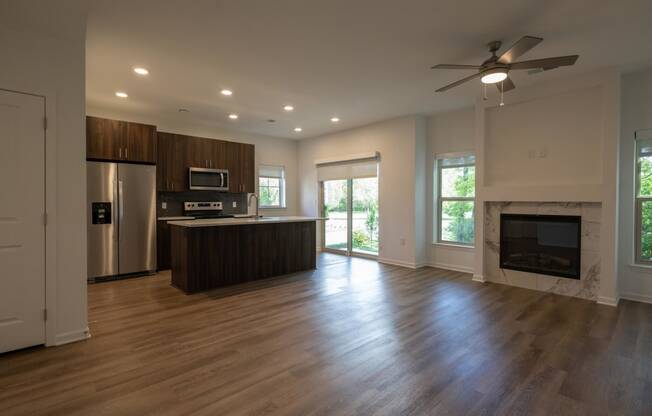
[259,165,284,178]
[316,152,379,181]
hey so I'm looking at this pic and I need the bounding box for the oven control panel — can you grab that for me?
[184,201,223,211]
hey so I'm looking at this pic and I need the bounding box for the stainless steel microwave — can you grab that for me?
[188,167,229,191]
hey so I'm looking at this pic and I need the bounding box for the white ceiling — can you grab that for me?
[86,0,652,139]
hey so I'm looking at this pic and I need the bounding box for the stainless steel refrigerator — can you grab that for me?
[87,162,157,281]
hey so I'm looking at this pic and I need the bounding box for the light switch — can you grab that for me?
[232,201,237,208]
[161,202,167,210]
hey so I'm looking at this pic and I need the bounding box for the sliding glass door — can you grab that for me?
[322,176,379,257]
[351,177,379,255]
[323,179,349,252]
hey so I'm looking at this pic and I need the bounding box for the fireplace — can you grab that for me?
[499,214,581,279]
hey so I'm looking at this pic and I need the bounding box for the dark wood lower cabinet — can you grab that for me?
[170,222,316,293]
[156,221,171,270]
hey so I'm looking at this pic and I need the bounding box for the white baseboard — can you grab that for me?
[596,296,620,307]
[54,327,91,346]
[620,292,652,305]
[472,274,486,283]
[428,262,473,274]
[378,257,424,269]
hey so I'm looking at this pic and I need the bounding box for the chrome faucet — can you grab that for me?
[248,193,260,218]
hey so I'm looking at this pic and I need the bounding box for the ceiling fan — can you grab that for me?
[432,36,579,93]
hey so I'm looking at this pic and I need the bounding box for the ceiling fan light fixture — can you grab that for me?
[481,69,508,84]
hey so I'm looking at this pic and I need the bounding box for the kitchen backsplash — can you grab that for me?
[157,191,249,217]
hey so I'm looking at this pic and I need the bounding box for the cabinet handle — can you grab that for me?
[125,147,128,159]
[119,148,122,159]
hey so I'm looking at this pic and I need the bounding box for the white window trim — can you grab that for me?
[434,152,476,247]
[258,165,286,209]
[635,131,652,265]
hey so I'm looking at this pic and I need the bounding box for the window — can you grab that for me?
[636,134,652,263]
[258,165,286,208]
[436,154,475,245]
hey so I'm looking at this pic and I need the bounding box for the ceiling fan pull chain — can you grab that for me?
[483,83,488,101]
[499,81,505,107]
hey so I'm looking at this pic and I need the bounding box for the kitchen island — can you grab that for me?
[167,217,320,293]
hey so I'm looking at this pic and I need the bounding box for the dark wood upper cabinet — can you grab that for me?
[211,140,228,170]
[125,122,156,163]
[157,132,187,192]
[240,143,256,193]
[225,142,255,193]
[86,116,156,164]
[86,116,125,161]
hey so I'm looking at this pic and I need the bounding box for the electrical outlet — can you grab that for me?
[232,201,237,208]
[161,202,167,210]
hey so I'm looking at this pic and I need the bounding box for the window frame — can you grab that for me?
[435,153,475,247]
[635,131,652,264]
[258,165,286,209]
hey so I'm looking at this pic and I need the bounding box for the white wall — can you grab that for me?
[298,116,424,267]
[485,87,604,187]
[414,117,428,266]
[619,68,652,304]
[86,107,300,216]
[0,7,89,344]
[426,108,476,272]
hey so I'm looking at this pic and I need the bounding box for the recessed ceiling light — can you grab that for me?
[115,91,128,98]
[294,127,303,132]
[133,67,149,75]
[178,108,189,113]
[221,89,233,96]
[284,105,294,111]
[330,117,340,123]
[228,113,239,120]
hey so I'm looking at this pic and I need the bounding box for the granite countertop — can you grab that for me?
[157,216,195,221]
[167,216,324,227]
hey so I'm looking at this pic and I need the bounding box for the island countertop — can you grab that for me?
[167,216,324,227]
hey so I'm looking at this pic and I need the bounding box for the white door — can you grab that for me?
[0,89,46,353]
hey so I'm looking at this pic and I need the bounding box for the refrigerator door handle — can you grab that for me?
[114,178,119,241]
[118,179,124,241]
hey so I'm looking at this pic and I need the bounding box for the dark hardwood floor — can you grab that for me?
[1,253,651,415]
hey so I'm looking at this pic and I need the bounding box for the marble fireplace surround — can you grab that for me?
[484,202,601,301]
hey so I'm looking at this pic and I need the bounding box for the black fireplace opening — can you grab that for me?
[499,214,581,280]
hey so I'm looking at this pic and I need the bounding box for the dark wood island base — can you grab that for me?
[170,220,316,293]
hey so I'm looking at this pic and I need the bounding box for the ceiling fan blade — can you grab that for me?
[431,64,481,70]
[510,55,579,70]
[496,76,516,92]
[497,36,543,64]
[436,72,483,92]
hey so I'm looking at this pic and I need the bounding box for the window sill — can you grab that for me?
[259,206,287,210]
[628,263,652,272]
[432,242,475,250]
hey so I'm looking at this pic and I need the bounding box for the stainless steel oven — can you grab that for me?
[188,167,229,191]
